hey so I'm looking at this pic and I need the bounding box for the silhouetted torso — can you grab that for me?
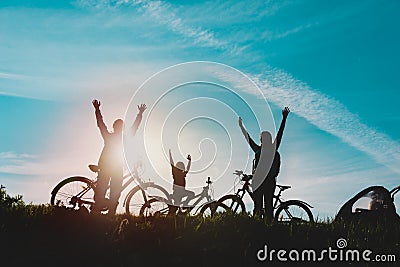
[172,166,187,187]
[248,134,281,179]
[95,110,124,171]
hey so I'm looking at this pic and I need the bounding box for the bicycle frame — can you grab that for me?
[60,174,133,207]
[178,185,213,213]
[232,173,301,212]
[57,167,146,208]
[150,179,214,215]
[272,187,285,209]
[235,181,283,208]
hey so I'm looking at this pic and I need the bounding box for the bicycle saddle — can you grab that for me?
[277,185,291,191]
[88,164,100,173]
[242,174,252,182]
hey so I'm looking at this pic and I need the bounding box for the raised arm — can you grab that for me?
[169,149,174,166]
[238,117,259,152]
[186,154,191,172]
[275,107,290,150]
[92,99,109,138]
[131,104,147,136]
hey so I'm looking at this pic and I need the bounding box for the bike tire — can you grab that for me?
[139,198,169,217]
[50,176,95,211]
[274,200,314,223]
[124,183,170,216]
[216,194,246,214]
[199,201,230,217]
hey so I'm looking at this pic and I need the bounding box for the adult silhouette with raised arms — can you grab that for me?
[92,99,147,215]
[238,107,290,221]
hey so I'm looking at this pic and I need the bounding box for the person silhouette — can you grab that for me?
[92,100,147,215]
[169,149,195,206]
[238,107,290,221]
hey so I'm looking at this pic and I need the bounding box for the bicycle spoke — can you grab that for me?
[51,177,95,211]
[216,195,245,215]
[126,184,169,216]
[140,198,169,217]
[276,202,313,223]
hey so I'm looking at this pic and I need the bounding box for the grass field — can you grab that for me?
[1,186,399,267]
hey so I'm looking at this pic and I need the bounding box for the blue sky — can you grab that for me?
[1,0,399,217]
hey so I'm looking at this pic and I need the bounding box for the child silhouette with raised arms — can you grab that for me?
[169,149,195,206]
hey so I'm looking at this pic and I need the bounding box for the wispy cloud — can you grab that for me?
[0,71,31,80]
[0,152,39,175]
[0,91,49,101]
[212,67,400,174]
[0,152,36,160]
[140,1,227,49]
[129,1,400,174]
[75,0,229,50]
[261,23,315,41]
[0,70,47,100]
[0,150,89,177]
[75,0,400,174]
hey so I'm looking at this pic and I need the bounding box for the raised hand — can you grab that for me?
[92,99,101,110]
[282,107,290,118]
[238,117,243,128]
[186,154,192,172]
[169,149,174,165]
[137,104,147,115]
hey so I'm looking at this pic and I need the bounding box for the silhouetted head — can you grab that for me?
[176,161,185,171]
[260,131,272,145]
[113,119,124,133]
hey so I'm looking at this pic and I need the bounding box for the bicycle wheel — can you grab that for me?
[50,176,95,211]
[199,201,230,217]
[274,200,314,223]
[139,198,169,217]
[124,182,170,216]
[216,194,246,214]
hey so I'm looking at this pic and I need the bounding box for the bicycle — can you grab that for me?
[139,177,227,217]
[215,170,314,223]
[50,162,170,215]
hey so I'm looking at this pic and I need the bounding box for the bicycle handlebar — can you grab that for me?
[233,170,243,176]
